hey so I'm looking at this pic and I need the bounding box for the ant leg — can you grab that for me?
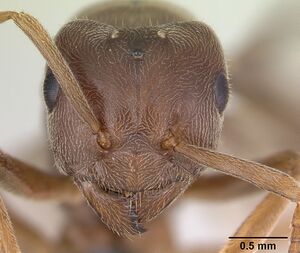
[0,150,82,252]
[0,150,81,202]
[219,194,288,253]
[10,214,56,253]
[10,210,88,253]
[218,151,300,253]
[0,194,21,253]
[185,173,257,200]
[290,203,300,253]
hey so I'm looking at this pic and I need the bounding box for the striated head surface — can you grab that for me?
[44,15,228,236]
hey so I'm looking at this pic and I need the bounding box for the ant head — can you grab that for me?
[44,20,229,236]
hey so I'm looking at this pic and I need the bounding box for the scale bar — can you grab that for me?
[229,236,288,239]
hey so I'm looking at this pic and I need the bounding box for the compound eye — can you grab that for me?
[214,72,229,114]
[43,69,60,112]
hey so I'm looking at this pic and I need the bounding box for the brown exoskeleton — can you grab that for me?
[0,1,300,253]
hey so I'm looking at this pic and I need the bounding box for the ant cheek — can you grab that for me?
[214,72,229,114]
[43,69,60,112]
